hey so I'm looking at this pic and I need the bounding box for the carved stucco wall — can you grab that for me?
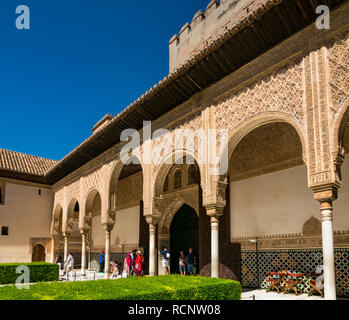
[327,28,349,119]
[115,172,143,211]
[215,56,305,133]
[49,5,349,246]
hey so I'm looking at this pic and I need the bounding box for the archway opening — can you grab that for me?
[87,191,102,270]
[32,244,46,262]
[52,205,64,262]
[156,156,203,276]
[170,204,199,273]
[109,156,146,273]
[67,199,81,241]
[228,121,314,287]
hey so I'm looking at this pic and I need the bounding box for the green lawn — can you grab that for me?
[0,275,241,300]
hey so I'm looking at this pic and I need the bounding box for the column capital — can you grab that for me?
[108,209,116,217]
[313,184,338,203]
[102,223,113,233]
[62,232,70,239]
[51,234,59,241]
[79,228,88,235]
[145,215,160,226]
[205,204,224,220]
[64,220,74,234]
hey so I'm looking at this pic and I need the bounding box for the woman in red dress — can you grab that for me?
[135,251,144,277]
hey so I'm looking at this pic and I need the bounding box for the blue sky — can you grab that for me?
[0,0,206,160]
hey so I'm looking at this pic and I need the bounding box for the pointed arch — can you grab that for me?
[218,111,307,181]
[153,149,203,198]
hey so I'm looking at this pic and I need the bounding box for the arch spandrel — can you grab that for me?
[158,195,199,235]
[214,56,305,133]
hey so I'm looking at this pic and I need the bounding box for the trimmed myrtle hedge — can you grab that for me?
[0,275,241,300]
[0,263,59,285]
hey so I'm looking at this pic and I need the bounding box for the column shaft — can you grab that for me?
[64,236,68,263]
[149,223,157,276]
[104,230,111,278]
[211,216,219,278]
[81,233,86,276]
[50,238,55,263]
[321,201,336,300]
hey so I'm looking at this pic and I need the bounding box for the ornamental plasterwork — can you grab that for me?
[115,171,143,211]
[158,187,199,234]
[66,179,80,203]
[232,231,349,250]
[326,28,349,119]
[53,189,64,210]
[151,110,203,176]
[82,169,103,200]
[215,57,305,132]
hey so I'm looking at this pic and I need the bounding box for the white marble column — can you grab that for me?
[63,235,68,263]
[149,223,157,276]
[210,215,220,278]
[50,238,56,263]
[104,228,111,278]
[81,232,86,277]
[320,200,336,300]
[206,206,223,278]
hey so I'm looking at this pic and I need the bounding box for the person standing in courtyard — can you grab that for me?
[123,253,132,277]
[187,247,197,276]
[63,252,74,277]
[131,249,137,276]
[179,250,187,275]
[135,251,144,277]
[99,250,105,273]
[161,246,170,275]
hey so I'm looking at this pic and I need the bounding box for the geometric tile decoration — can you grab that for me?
[241,248,349,297]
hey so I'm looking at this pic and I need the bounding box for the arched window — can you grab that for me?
[73,202,80,220]
[174,169,182,189]
[188,165,200,185]
[163,175,169,193]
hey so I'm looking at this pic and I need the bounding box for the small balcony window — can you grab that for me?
[1,226,9,236]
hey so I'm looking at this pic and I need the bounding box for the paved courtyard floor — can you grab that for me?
[241,288,324,300]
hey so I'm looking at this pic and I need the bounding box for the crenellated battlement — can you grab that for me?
[169,0,259,73]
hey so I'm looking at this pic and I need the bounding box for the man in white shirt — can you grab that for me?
[63,253,74,278]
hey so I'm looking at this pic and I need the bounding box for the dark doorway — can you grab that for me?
[170,204,199,273]
[32,244,46,262]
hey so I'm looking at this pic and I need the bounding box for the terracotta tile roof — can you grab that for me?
[0,148,58,176]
